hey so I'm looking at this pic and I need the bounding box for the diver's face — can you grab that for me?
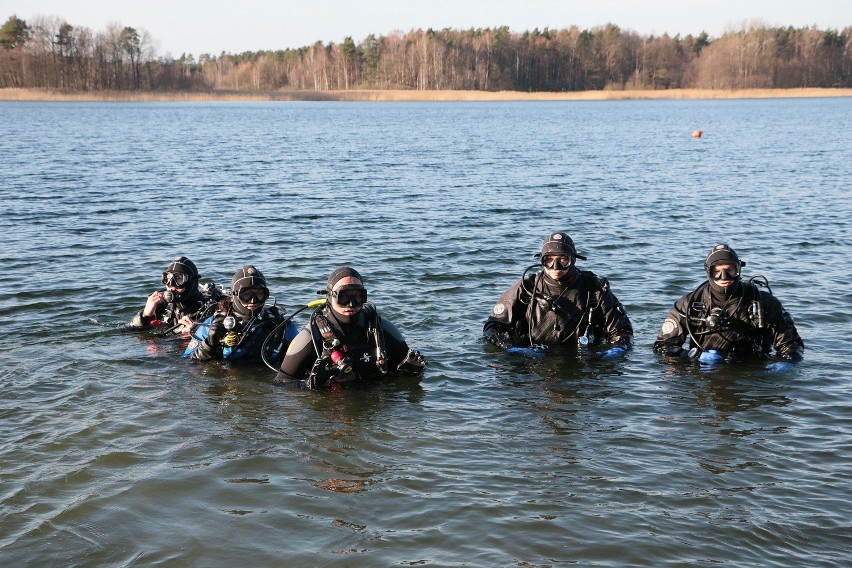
[237,287,269,312]
[710,263,739,288]
[163,271,190,294]
[542,255,572,281]
[331,277,366,318]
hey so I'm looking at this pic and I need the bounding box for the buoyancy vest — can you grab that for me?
[306,304,388,388]
[680,282,766,354]
[183,306,286,360]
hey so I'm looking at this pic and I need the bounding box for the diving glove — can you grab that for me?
[597,346,626,360]
[486,331,513,351]
[765,361,795,373]
[696,349,724,364]
[397,349,427,374]
[505,346,546,358]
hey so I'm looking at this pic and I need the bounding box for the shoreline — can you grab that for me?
[1,87,850,102]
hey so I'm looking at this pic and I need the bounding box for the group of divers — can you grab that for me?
[126,232,804,389]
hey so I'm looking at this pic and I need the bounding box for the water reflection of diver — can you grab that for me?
[653,244,804,370]
[274,267,426,389]
[483,232,633,359]
[127,256,220,335]
[185,265,296,362]
[698,374,790,414]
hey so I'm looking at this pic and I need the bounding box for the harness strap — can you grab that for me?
[307,305,387,385]
[683,284,764,352]
[526,270,605,344]
[368,308,389,374]
[313,312,339,347]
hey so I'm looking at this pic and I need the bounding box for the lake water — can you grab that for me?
[1,97,851,566]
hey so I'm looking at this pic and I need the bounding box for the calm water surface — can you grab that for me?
[1,98,851,566]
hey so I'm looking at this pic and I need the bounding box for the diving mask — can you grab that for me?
[332,286,368,307]
[162,271,191,287]
[542,255,573,270]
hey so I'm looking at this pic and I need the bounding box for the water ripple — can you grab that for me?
[0,99,850,565]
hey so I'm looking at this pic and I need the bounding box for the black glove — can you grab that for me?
[661,346,691,360]
[505,345,546,358]
[307,355,334,389]
[485,330,513,350]
[397,349,426,374]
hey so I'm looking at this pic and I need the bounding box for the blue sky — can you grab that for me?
[3,0,850,58]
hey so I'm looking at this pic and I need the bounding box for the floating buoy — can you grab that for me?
[691,130,703,139]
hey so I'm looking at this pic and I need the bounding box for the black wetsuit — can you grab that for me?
[127,286,218,333]
[189,302,285,362]
[653,281,804,361]
[483,267,633,350]
[275,304,419,388]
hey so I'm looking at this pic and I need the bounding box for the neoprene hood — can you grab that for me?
[536,232,588,261]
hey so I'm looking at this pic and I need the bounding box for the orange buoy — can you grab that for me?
[691,129,703,138]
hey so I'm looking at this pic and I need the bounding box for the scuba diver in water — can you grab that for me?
[653,244,804,370]
[483,232,633,359]
[185,265,297,363]
[274,267,426,389]
[127,256,220,335]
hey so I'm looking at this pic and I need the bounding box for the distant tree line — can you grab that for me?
[2,14,851,91]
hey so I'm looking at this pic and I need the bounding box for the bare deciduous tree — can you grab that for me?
[1,14,850,92]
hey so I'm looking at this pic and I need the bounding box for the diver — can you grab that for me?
[483,232,633,359]
[274,267,426,389]
[127,256,220,335]
[653,244,804,370]
[185,265,297,363]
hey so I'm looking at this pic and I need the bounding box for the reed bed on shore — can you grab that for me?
[2,87,850,102]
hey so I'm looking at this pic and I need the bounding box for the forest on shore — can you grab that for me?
[2,14,851,93]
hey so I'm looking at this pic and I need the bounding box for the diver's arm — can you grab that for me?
[653,297,691,357]
[598,284,633,349]
[190,318,224,361]
[763,295,804,362]
[126,309,150,329]
[483,279,526,349]
[127,291,167,329]
[381,318,426,375]
[274,328,316,383]
[483,320,514,349]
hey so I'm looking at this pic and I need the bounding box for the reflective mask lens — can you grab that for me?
[238,287,269,304]
[162,271,190,287]
[711,264,739,281]
[334,288,368,307]
[542,255,572,270]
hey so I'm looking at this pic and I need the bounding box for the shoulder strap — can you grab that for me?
[747,282,765,329]
[572,270,603,308]
[363,304,389,374]
[309,308,341,355]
